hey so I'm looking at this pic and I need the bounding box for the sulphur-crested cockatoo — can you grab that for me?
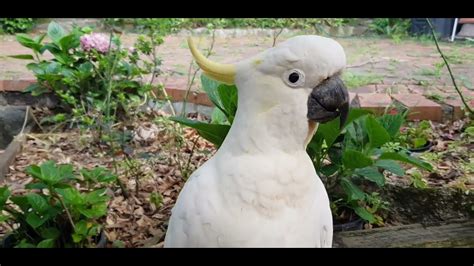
[164,35,349,247]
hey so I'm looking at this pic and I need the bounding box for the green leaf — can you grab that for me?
[375,160,405,176]
[16,34,42,51]
[26,193,49,213]
[354,206,376,223]
[217,84,238,122]
[23,83,44,94]
[378,112,405,138]
[56,188,83,206]
[74,220,88,236]
[170,117,230,147]
[354,166,385,186]
[39,227,60,240]
[26,165,42,180]
[10,196,30,213]
[47,21,66,44]
[341,178,365,201]
[58,34,80,51]
[84,189,108,204]
[211,107,228,125]
[15,239,36,248]
[342,149,373,170]
[413,138,427,148]
[37,239,55,248]
[81,167,116,183]
[201,75,225,111]
[8,54,34,60]
[366,115,391,149]
[379,152,433,171]
[0,186,11,210]
[78,202,108,218]
[26,212,49,228]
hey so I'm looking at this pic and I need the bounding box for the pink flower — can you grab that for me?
[80,33,112,54]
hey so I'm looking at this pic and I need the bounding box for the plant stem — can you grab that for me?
[272,28,284,47]
[51,192,75,230]
[425,18,474,116]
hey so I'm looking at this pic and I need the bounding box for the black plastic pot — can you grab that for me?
[408,140,433,153]
[333,218,364,232]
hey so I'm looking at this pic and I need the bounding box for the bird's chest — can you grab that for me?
[217,152,321,217]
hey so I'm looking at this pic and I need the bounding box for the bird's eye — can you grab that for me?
[283,69,305,88]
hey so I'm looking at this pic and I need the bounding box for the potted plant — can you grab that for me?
[398,120,434,153]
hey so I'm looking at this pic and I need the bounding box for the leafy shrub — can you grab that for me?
[0,161,116,248]
[173,75,433,224]
[11,21,162,129]
[0,18,35,34]
[369,18,411,41]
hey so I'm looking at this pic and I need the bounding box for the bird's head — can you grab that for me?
[188,35,349,145]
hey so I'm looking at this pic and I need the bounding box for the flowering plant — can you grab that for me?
[11,21,163,128]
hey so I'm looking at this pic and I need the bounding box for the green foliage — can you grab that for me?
[341,72,383,89]
[0,161,117,248]
[173,75,433,225]
[11,21,162,130]
[369,18,411,41]
[0,18,35,34]
[398,120,433,149]
[103,18,352,32]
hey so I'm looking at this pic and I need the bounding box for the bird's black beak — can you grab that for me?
[307,75,349,129]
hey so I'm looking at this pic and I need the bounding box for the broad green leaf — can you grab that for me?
[23,83,43,94]
[354,166,385,186]
[74,220,89,236]
[366,115,391,149]
[58,34,80,51]
[340,178,365,201]
[342,149,373,170]
[72,233,83,243]
[39,43,61,55]
[47,21,66,44]
[378,112,405,137]
[317,108,371,148]
[10,196,30,213]
[8,54,34,60]
[354,206,376,223]
[26,165,42,180]
[320,164,340,177]
[84,189,108,204]
[37,239,55,248]
[211,108,228,125]
[379,152,433,171]
[0,186,11,210]
[15,239,36,248]
[16,34,42,51]
[201,75,224,111]
[56,188,84,206]
[26,193,49,213]
[413,138,427,148]
[34,33,47,44]
[375,160,405,176]
[217,84,238,122]
[78,202,108,218]
[26,212,49,228]
[170,117,230,147]
[39,227,60,240]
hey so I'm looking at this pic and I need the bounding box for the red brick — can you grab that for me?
[377,84,409,94]
[351,85,377,94]
[443,98,466,120]
[357,93,393,115]
[348,92,358,107]
[2,79,36,92]
[407,85,425,94]
[391,94,442,121]
[0,80,4,92]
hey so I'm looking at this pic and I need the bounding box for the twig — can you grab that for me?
[54,194,75,230]
[347,59,384,68]
[18,106,30,136]
[426,18,473,116]
[272,28,284,47]
[181,28,217,117]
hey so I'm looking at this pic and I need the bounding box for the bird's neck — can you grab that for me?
[219,88,314,155]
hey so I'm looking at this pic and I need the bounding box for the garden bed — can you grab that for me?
[0,108,472,247]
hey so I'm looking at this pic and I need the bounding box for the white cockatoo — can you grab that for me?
[164,35,349,247]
